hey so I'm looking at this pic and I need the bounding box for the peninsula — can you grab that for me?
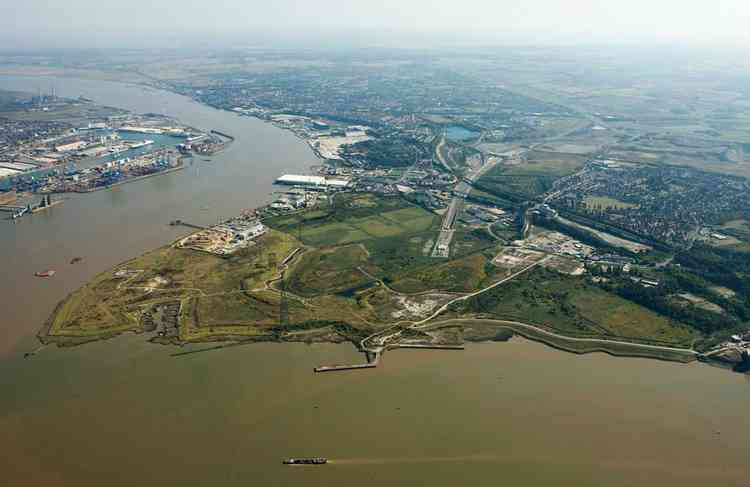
[29,48,750,374]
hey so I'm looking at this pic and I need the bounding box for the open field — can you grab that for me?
[0,102,125,125]
[265,194,438,247]
[279,197,495,295]
[287,244,372,297]
[583,196,637,210]
[41,229,301,344]
[536,142,600,155]
[42,195,451,345]
[716,219,750,252]
[476,151,586,199]
[43,191,708,354]
[455,267,697,346]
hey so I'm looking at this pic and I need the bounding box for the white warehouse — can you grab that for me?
[275,174,350,189]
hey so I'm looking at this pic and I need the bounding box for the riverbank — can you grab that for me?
[0,73,320,358]
[71,160,186,193]
[450,318,698,363]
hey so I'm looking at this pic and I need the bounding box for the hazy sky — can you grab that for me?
[2,0,750,48]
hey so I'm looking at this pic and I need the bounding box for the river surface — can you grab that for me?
[1,76,749,486]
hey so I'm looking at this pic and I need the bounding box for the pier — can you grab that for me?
[394,344,465,350]
[314,363,377,373]
[313,343,465,372]
[210,129,235,141]
[1,196,64,220]
[313,350,381,373]
[0,205,26,212]
[0,204,30,219]
[169,220,207,230]
[31,199,64,213]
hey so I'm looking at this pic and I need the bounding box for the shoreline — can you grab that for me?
[71,161,187,194]
[443,318,698,363]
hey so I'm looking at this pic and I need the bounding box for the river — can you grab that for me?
[0,75,318,356]
[1,76,748,487]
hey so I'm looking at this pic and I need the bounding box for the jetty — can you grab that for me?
[210,129,235,141]
[31,199,64,213]
[0,204,29,219]
[314,363,377,373]
[394,344,465,350]
[169,220,207,230]
[314,350,380,373]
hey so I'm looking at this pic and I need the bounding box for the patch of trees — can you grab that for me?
[341,135,430,168]
[475,174,553,200]
[675,244,750,295]
[666,269,750,321]
[607,280,736,335]
[464,190,515,209]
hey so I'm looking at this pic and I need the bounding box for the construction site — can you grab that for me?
[178,216,266,255]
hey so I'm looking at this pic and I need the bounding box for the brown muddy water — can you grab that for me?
[0,76,748,487]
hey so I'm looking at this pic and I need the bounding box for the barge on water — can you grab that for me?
[282,458,327,465]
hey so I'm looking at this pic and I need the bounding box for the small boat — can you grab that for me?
[70,257,83,264]
[282,458,327,465]
[35,270,56,278]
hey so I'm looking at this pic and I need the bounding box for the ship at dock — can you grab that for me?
[282,458,327,465]
[130,140,155,149]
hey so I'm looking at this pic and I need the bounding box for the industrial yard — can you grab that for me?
[0,89,225,217]
[178,216,266,255]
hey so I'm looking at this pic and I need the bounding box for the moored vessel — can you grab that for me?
[35,270,56,277]
[282,458,327,465]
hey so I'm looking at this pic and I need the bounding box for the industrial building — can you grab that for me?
[275,174,350,189]
[55,141,87,153]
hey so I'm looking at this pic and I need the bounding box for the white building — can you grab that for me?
[275,174,350,189]
[55,141,87,152]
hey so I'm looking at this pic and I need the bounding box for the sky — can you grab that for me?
[1,0,750,48]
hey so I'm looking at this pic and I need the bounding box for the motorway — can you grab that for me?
[431,137,502,258]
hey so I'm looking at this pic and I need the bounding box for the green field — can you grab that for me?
[457,267,697,346]
[583,196,637,210]
[194,292,279,326]
[44,192,701,352]
[279,194,494,296]
[287,244,373,297]
[399,253,490,293]
[477,151,587,199]
[43,195,447,344]
[716,219,750,252]
[265,194,438,247]
[42,229,300,343]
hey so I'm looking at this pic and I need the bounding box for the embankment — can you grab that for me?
[433,318,698,363]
